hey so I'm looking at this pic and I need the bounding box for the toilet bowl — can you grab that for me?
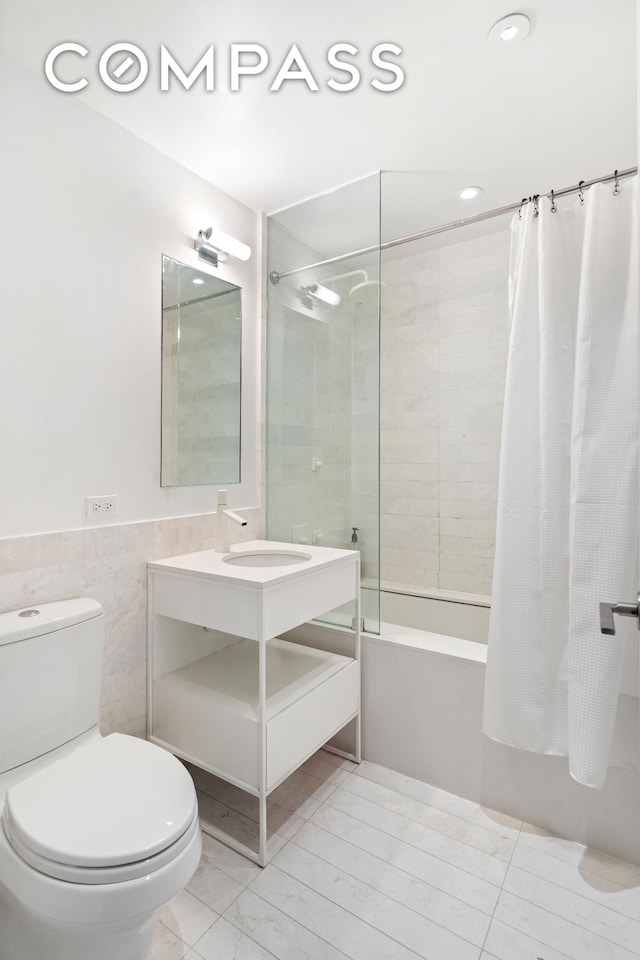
[0,599,202,960]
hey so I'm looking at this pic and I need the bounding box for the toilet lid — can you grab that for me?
[4,734,197,869]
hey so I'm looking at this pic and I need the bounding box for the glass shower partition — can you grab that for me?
[266,174,381,634]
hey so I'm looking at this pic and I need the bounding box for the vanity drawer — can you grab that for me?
[151,637,359,792]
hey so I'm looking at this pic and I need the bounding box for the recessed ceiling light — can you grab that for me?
[192,277,205,284]
[488,13,531,44]
[458,186,483,200]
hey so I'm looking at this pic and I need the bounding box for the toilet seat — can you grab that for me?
[3,733,198,884]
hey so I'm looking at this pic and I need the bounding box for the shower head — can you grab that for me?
[323,268,382,307]
[349,278,382,306]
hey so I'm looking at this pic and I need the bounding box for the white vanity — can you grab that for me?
[147,540,361,865]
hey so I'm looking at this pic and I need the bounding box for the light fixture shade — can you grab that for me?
[195,226,252,264]
[309,282,341,306]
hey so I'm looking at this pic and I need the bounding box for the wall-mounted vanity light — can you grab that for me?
[307,282,341,306]
[195,226,252,267]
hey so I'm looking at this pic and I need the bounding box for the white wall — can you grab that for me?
[0,53,261,538]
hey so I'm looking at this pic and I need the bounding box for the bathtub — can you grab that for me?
[285,586,640,865]
[377,584,490,645]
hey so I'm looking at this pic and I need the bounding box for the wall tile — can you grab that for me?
[0,506,263,740]
[380,229,508,595]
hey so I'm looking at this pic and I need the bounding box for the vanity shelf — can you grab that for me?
[147,540,360,865]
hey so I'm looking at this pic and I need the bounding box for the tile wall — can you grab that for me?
[266,223,354,553]
[0,509,262,738]
[380,228,510,596]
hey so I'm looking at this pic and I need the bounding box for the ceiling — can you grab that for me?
[0,0,637,241]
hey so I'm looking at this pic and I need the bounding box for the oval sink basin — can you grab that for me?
[222,550,312,568]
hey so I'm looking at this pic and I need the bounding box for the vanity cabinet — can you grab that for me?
[147,540,360,865]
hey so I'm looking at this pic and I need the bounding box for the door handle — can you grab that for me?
[599,593,640,635]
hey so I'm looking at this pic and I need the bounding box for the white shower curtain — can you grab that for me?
[483,178,639,788]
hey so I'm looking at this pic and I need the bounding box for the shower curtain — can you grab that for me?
[483,178,639,788]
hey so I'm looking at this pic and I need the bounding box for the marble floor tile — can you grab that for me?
[271,840,481,960]
[159,890,219,948]
[167,749,640,960]
[149,921,190,960]
[493,889,640,960]
[224,889,350,960]
[309,801,501,914]
[325,784,508,886]
[482,916,577,960]
[281,761,350,804]
[198,833,263,886]
[194,916,279,960]
[316,748,357,770]
[249,863,427,960]
[186,841,246,914]
[353,760,522,837]
[291,820,491,946]
[519,823,640,887]
[503,865,640,955]
[196,789,294,861]
[510,841,640,921]
[342,772,517,860]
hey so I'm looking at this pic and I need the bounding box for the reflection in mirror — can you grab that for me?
[161,255,241,486]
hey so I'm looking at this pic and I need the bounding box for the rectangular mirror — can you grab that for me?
[161,255,241,486]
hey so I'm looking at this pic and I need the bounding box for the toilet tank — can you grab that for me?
[0,599,104,774]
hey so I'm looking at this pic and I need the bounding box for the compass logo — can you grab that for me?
[44,42,405,94]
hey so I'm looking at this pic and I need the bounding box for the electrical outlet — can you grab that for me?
[85,495,117,518]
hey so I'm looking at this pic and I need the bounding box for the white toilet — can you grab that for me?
[0,598,202,960]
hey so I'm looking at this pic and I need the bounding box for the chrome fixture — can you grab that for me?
[599,592,640,635]
[324,269,382,305]
[307,282,341,306]
[195,227,252,268]
[216,488,247,553]
[268,168,637,283]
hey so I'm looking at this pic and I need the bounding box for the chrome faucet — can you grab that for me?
[216,489,247,553]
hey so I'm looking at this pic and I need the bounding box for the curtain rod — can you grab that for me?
[269,166,637,283]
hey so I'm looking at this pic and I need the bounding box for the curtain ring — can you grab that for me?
[533,194,540,218]
[550,189,556,213]
[613,169,621,196]
[518,197,527,220]
[578,180,585,204]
